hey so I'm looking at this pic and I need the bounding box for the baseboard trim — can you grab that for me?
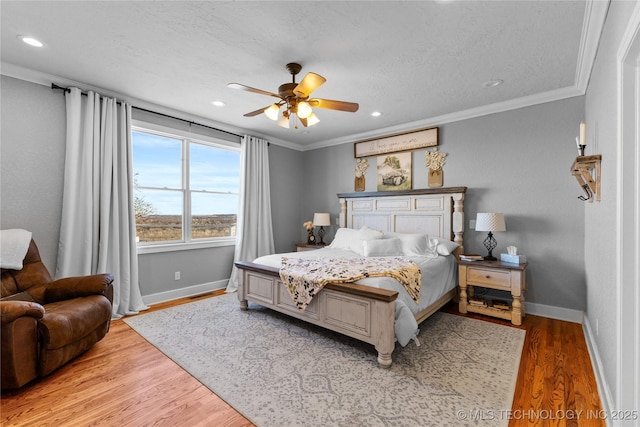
[142,280,228,306]
[525,301,584,323]
[582,314,615,427]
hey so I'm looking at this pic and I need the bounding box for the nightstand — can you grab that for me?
[295,243,325,252]
[458,259,528,325]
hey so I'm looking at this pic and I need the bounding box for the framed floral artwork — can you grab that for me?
[377,152,412,191]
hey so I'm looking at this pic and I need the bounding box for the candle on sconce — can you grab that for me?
[579,122,586,147]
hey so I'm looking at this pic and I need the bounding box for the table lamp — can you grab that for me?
[313,213,331,245]
[475,213,506,261]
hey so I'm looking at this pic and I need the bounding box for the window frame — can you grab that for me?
[131,120,241,254]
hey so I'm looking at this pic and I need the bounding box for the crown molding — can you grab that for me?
[306,85,584,151]
[575,0,611,92]
[0,62,301,151]
[0,60,587,154]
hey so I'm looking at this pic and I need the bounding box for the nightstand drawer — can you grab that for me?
[467,267,511,289]
[295,243,324,252]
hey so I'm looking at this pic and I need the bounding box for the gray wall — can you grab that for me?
[301,97,587,311]
[583,0,638,410]
[269,143,304,253]
[137,246,235,296]
[1,74,587,312]
[1,76,66,271]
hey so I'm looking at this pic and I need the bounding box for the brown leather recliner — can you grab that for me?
[1,239,114,389]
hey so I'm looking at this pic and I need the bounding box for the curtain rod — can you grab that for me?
[51,83,243,139]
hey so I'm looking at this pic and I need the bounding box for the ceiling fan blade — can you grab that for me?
[309,98,359,112]
[293,72,326,97]
[243,106,272,117]
[228,83,282,99]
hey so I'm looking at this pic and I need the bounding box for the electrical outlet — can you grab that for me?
[174,271,180,281]
[469,220,476,230]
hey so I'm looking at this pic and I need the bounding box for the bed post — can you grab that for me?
[237,267,249,311]
[452,191,465,255]
[339,198,347,228]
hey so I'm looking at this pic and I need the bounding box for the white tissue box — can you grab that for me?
[500,253,527,264]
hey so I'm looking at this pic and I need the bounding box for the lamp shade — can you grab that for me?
[313,213,331,227]
[305,112,320,126]
[264,104,280,121]
[296,101,313,119]
[277,115,290,128]
[475,213,506,232]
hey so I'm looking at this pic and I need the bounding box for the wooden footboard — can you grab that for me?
[234,261,399,367]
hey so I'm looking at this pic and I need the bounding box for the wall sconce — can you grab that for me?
[313,213,331,245]
[571,121,602,202]
[475,213,506,261]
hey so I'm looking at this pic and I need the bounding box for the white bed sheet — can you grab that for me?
[252,247,458,346]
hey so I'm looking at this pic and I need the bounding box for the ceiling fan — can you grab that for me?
[227,63,359,129]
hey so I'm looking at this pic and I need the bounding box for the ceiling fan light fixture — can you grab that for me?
[233,63,358,129]
[264,103,280,121]
[306,112,320,127]
[296,101,313,119]
[277,114,290,128]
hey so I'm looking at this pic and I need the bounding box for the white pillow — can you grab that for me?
[363,238,403,257]
[329,228,360,250]
[429,236,459,256]
[383,232,432,256]
[350,227,384,255]
[397,233,428,256]
[329,226,384,255]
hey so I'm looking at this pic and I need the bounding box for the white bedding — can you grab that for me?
[253,247,457,346]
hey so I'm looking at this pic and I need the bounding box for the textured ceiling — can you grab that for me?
[1,1,605,149]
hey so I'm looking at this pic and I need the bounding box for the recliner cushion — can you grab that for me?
[39,295,112,350]
[1,316,39,389]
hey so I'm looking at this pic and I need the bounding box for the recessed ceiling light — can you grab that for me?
[371,111,382,117]
[211,100,226,107]
[17,35,43,47]
[482,79,503,88]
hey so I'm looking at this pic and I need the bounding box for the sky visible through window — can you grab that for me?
[132,131,240,215]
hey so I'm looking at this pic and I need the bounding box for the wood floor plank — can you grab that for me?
[2,295,602,427]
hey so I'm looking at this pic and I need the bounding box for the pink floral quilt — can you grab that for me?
[279,257,421,311]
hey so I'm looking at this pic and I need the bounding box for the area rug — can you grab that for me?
[125,293,525,427]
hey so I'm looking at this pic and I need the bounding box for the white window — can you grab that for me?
[132,124,240,252]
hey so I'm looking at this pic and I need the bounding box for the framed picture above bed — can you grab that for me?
[377,152,412,191]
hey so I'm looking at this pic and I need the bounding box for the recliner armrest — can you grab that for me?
[0,300,45,325]
[45,274,114,303]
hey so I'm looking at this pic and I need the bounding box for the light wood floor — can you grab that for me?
[1,291,603,427]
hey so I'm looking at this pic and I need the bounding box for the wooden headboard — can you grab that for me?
[337,187,467,254]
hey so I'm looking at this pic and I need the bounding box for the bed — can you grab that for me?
[234,187,466,367]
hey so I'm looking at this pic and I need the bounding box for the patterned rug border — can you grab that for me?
[125,293,525,427]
